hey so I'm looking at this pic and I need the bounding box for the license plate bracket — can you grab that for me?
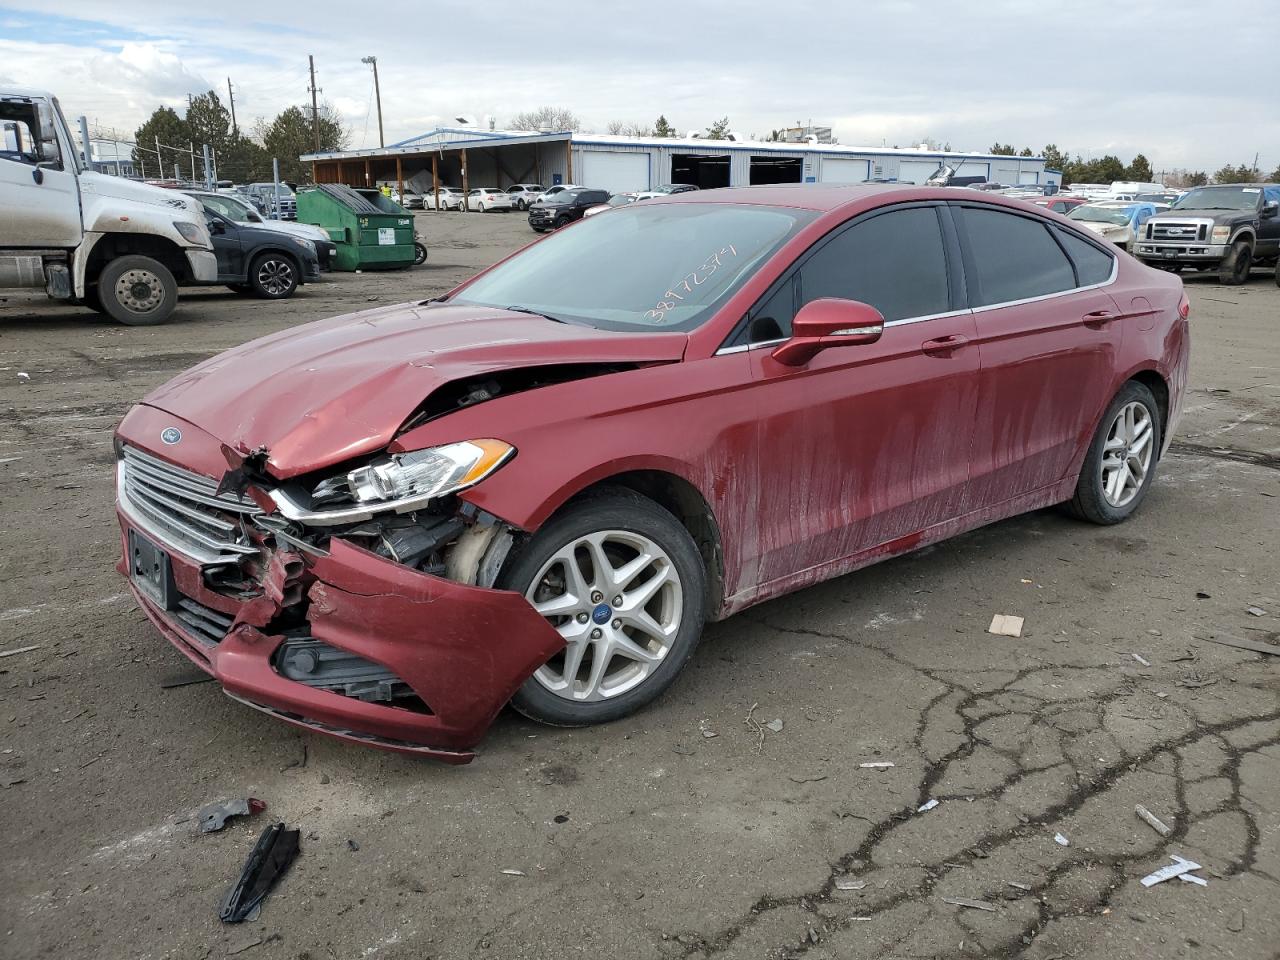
[129,529,178,610]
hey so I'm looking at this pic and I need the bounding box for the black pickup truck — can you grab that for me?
[1135,183,1280,285]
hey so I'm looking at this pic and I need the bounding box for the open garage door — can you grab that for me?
[579,151,650,194]
[750,155,802,185]
[820,157,871,183]
[672,154,729,189]
[897,159,941,184]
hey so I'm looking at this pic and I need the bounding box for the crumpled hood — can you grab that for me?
[78,170,201,217]
[140,302,688,478]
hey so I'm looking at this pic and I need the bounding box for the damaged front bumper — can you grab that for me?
[115,410,563,763]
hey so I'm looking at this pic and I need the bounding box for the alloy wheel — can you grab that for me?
[114,269,164,313]
[1099,401,1154,508]
[257,258,294,296]
[526,530,683,702]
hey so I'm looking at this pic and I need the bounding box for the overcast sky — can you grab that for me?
[2,0,1275,172]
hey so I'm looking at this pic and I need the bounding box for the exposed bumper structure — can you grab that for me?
[114,408,563,762]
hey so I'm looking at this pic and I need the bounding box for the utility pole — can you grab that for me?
[308,55,321,152]
[361,56,384,148]
[227,78,238,137]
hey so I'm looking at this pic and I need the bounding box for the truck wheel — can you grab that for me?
[248,253,299,299]
[98,256,178,326]
[1218,241,1252,285]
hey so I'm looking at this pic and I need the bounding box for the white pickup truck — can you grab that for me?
[0,87,216,325]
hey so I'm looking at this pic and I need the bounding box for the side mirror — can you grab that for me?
[207,216,226,235]
[771,298,884,367]
[1262,201,1279,218]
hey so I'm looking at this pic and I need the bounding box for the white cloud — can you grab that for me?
[86,42,211,103]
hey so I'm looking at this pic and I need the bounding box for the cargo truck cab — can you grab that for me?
[0,87,216,325]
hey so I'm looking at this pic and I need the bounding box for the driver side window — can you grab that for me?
[0,105,41,167]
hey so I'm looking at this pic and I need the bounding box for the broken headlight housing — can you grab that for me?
[271,439,514,526]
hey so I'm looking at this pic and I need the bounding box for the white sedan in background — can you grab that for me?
[506,184,545,210]
[466,188,514,212]
[424,187,465,211]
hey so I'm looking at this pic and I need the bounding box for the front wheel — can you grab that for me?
[1064,381,1162,525]
[502,490,706,726]
[248,253,299,299]
[413,242,428,266]
[97,255,178,326]
[1219,240,1252,285]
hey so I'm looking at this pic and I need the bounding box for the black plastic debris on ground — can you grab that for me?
[199,797,267,834]
[220,823,301,923]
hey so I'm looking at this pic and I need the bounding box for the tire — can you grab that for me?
[1218,240,1252,285]
[97,255,177,326]
[1064,381,1162,525]
[553,216,569,229]
[502,489,707,726]
[531,226,546,233]
[248,252,299,299]
[413,242,428,266]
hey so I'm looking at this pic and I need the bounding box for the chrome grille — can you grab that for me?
[1151,220,1207,242]
[118,445,261,566]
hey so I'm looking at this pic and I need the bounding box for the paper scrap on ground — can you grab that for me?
[988,614,1024,637]
[859,762,895,769]
[1141,855,1203,888]
[941,897,996,912]
[918,799,939,813]
[1054,833,1070,846]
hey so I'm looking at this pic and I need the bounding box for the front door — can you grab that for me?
[0,98,81,248]
[748,204,979,586]
[952,204,1125,510]
[207,215,244,281]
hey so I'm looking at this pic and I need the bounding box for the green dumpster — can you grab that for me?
[296,184,416,271]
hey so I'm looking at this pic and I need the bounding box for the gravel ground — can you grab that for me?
[2,211,1278,960]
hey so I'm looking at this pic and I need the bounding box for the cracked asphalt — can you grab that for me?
[2,212,1278,960]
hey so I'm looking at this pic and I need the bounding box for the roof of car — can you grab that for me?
[656,183,943,211]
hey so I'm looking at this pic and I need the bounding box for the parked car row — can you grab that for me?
[529,183,700,232]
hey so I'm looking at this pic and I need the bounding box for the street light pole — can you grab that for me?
[362,56,384,148]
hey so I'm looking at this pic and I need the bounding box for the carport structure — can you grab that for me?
[304,128,573,210]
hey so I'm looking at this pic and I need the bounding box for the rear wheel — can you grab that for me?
[503,490,706,726]
[248,253,299,299]
[413,242,428,266]
[97,255,178,326]
[1219,240,1252,285]
[1065,381,1162,525]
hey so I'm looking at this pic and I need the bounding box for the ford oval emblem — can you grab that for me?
[161,427,182,445]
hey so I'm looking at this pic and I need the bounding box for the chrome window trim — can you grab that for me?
[715,337,787,356]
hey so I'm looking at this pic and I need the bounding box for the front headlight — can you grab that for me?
[174,220,206,244]
[1211,225,1231,243]
[292,237,317,253]
[272,439,515,526]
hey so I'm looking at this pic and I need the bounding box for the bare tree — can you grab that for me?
[508,107,580,132]
[607,121,653,137]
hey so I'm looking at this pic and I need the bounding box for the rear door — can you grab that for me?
[747,204,980,583]
[953,204,1123,512]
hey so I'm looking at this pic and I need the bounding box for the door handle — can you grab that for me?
[1082,310,1117,327]
[921,334,969,356]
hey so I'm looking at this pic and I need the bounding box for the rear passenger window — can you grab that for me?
[799,207,950,322]
[1055,228,1115,286]
[960,207,1075,305]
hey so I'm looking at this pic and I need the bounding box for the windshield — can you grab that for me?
[1069,205,1131,225]
[195,193,256,221]
[1173,186,1260,211]
[452,203,817,332]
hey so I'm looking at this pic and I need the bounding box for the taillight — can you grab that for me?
[1178,293,1190,321]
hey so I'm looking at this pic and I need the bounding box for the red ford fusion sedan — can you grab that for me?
[115,185,1190,763]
